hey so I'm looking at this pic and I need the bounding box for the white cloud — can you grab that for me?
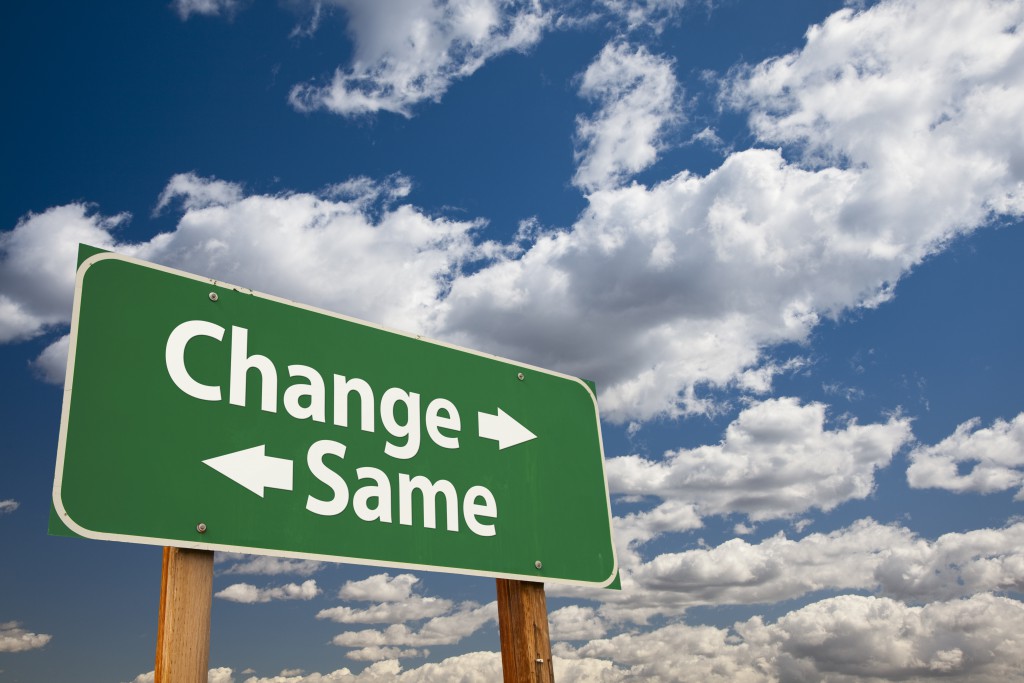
[437,0,1024,422]
[757,593,1024,682]
[338,573,420,602]
[6,1,1024,424]
[556,593,1024,683]
[0,499,19,514]
[0,204,123,344]
[597,0,688,33]
[214,579,320,603]
[345,647,427,662]
[219,555,325,576]
[131,591,1024,682]
[125,670,233,683]
[331,601,496,651]
[727,0,1024,225]
[289,0,549,117]
[0,621,52,652]
[611,500,702,574]
[29,334,69,385]
[553,519,1024,625]
[209,669,236,683]
[908,413,1024,497]
[0,175,487,381]
[548,605,607,641]
[235,653,501,682]
[239,667,357,682]
[573,42,681,192]
[590,396,911,614]
[872,522,1024,601]
[318,596,453,624]
[154,172,243,213]
[171,0,240,21]
[383,652,501,682]
[608,398,913,523]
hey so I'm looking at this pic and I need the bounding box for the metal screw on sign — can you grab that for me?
[534,560,542,569]
[196,523,207,533]
[517,372,525,381]
[208,292,218,302]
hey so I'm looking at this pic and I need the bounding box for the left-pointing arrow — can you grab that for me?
[203,445,294,497]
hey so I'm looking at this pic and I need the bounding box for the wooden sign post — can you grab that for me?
[496,579,554,683]
[155,547,214,683]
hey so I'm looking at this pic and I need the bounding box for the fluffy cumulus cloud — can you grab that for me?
[0,621,52,652]
[0,499,19,514]
[597,397,912,609]
[437,0,1024,422]
[555,593,1024,682]
[548,605,607,642]
[608,398,913,524]
[573,41,681,192]
[907,412,1024,498]
[29,333,70,384]
[317,573,493,661]
[289,0,548,116]
[554,519,1024,625]
[124,668,234,683]
[123,591,1024,681]
[762,594,1024,682]
[647,520,1024,604]
[0,173,488,381]
[215,579,320,603]
[0,205,124,344]
[227,653,502,682]
[337,573,420,602]
[727,0,1024,223]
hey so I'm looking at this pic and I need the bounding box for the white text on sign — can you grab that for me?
[166,320,503,537]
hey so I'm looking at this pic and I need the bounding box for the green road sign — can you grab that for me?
[52,251,617,587]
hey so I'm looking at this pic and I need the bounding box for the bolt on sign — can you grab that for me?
[51,249,618,587]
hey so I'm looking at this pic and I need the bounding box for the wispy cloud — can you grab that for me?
[219,555,325,577]
[170,0,240,21]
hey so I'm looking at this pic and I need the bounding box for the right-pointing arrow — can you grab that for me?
[478,408,538,450]
[203,445,294,497]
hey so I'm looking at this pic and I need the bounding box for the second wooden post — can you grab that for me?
[496,579,554,683]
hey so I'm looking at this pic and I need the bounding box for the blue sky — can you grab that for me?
[2,1,1024,681]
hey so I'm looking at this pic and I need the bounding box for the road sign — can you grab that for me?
[52,250,617,587]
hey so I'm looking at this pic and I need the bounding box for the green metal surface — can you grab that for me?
[51,251,617,587]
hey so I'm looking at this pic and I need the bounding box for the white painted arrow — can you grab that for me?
[203,445,294,497]
[478,408,537,450]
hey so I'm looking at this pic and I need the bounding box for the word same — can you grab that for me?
[165,319,497,536]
